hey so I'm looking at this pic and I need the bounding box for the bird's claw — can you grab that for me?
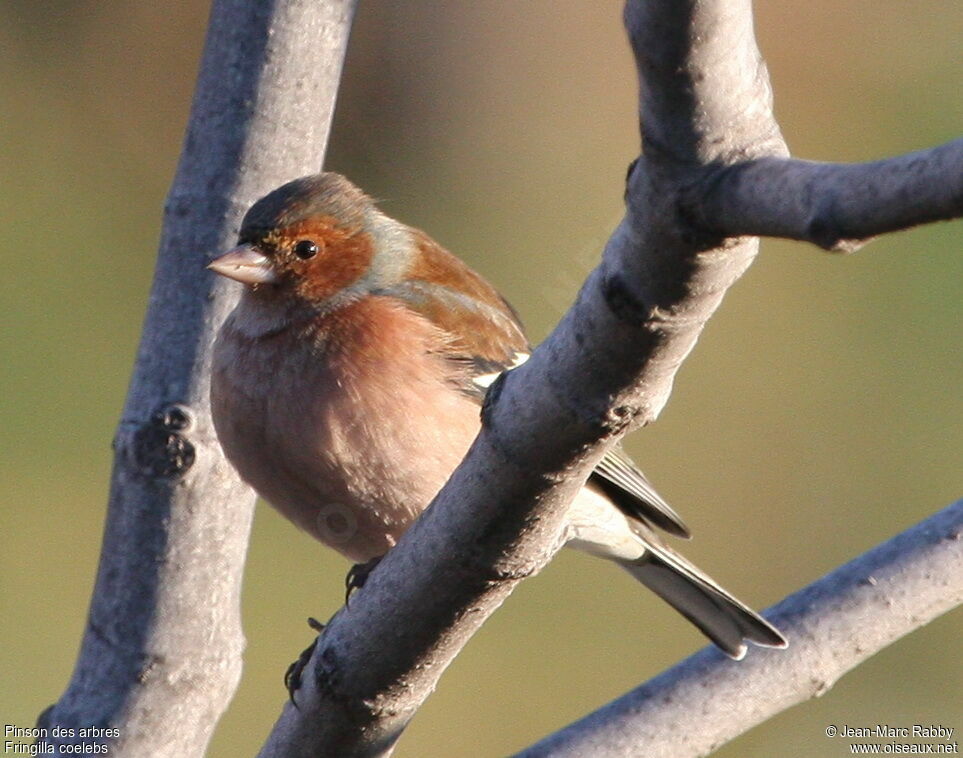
[344,556,383,604]
[284,617,325,707]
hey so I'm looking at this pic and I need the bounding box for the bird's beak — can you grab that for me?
[208,244,279,285]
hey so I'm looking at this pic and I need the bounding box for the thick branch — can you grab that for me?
[693,138,963,252]
[515,500,963,758]
[257,1,794,756]
[40,1,357,756]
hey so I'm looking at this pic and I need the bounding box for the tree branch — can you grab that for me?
[39,1,358,755]
[515,499,963,758]
[693,139,963,253]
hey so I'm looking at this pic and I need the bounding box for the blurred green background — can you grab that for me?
[1,0,960,755]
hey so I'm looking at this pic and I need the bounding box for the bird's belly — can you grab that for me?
[212,340,481,562]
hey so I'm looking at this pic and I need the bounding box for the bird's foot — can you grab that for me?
[344,555,383,604]
[284,616,325,707]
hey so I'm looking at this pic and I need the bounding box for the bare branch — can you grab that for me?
[515,500,963,758]
[40,1,358,755]
[692,139,963,252]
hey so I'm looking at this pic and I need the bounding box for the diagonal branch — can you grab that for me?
[515,500,963,758]
[39,1,358,755]
[257,0,793,755]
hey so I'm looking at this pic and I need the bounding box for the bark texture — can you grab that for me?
[40,1,358,755]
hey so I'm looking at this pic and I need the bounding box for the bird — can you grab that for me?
[208,172,786,660]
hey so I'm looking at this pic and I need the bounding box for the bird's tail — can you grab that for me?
[620,548,787,660]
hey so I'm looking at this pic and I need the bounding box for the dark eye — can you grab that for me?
[293,240,319,259]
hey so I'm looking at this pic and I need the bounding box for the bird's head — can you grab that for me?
[208,173,386,306]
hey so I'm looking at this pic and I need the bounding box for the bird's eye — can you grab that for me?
[293,240,319,259]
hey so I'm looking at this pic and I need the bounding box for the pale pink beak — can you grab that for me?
[208,244,279,285]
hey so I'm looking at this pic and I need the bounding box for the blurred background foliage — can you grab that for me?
[1,1,960,755]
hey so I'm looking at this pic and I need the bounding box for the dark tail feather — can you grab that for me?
[622,552,787,660]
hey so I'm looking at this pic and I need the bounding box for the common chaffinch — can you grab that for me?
[208,172,786,659]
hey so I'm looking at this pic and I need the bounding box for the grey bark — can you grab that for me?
[39,1,358,756]
[515,500,963,758]
[693,141,963,253]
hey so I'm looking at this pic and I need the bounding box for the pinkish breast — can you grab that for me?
[211,294,482,562]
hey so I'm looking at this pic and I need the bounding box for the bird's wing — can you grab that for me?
[380,230,530,400]
[388,230,688,539]
[591,446,690,538]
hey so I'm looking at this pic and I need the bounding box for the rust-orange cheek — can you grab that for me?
[284,219,375,304]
